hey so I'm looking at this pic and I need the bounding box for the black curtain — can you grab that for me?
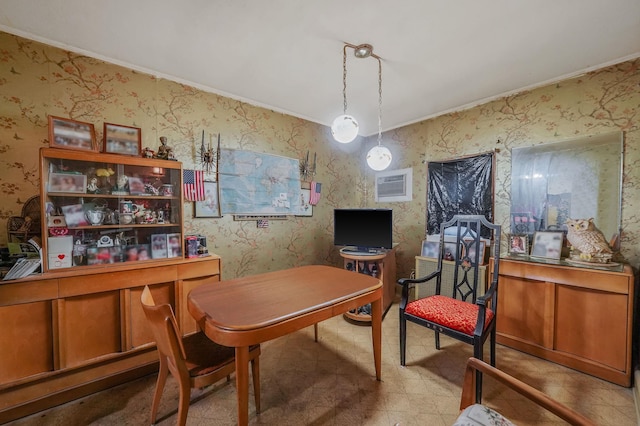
[426,152,494,237]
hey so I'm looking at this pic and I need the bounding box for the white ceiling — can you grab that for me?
[1,0,639,137]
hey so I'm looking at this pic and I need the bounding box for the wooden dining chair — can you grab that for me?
[399,215,501,401]
[457,357,595,425]
[141,285,261,426]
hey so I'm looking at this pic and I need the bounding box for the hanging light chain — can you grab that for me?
[377,57,383,146]
[342,44,348,115]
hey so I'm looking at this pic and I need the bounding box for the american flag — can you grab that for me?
[309,181,321,205]
[183,169,205,201]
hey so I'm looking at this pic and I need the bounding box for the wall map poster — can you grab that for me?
[219,148,302,215]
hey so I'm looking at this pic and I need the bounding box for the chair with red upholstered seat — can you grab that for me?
[398,215,500,401]
[141,285,260,426]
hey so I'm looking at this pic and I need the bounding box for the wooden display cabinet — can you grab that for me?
[0,148,222,423]
[39,147,183,272]
[339,247,396,323]
[491,256,634,387]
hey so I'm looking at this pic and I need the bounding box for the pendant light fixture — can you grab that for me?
[330,43,392,170]
[330,44,359,143]
[365,46,392,171]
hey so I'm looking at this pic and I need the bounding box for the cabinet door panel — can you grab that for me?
[497,276,554,348]
[178,275,219,334]
[555,285,627,371]
[129,284,174,348]
[59,292,120,368]
[0,302,53,383]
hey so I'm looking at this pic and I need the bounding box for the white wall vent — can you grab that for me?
[375,167,412,202]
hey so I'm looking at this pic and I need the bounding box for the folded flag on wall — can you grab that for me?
[309,181,322,205]
[183,169,205,201]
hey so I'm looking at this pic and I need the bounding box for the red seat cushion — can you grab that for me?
[405,295,494,336]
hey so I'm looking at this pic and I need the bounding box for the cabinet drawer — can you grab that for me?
[177,258,220,280]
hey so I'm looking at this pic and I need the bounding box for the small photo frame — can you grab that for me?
[151,234,168,259]
[48,173,87,193]
[509,234,529,255]
[462,240,487,265]
[60,204,89,227]
[443,241,460,261]
[421,240,439,258]
[103,123,141,156]
[49,116,97,151]
[530,231,564,260]
[194,181,221,218]
[127,177,146,196]
[295,188,313,217]
[167,233,182,258]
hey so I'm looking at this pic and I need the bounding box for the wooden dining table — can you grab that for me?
[187,264,383,425]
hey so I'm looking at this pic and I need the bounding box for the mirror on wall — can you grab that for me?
[510,132,623,241]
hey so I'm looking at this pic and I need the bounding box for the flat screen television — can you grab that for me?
[334,208,393,254]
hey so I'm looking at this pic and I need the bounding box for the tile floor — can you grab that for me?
[9,304,637,425]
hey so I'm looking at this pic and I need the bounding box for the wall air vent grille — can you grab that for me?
[375,167,412,202]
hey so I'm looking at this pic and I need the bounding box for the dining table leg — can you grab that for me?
[235,345,250,426]
[370,296,382,380]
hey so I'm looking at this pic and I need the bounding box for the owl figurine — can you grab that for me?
[565,218,612,257]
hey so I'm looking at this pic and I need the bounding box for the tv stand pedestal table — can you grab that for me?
[339,247,396,323]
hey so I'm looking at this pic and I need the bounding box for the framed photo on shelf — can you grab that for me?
[443,241,459,261]
[462,240,486,264]
[421,240,439,258]
[167,233,182,258]
[49,116,97,152]
[103,122,141,156]
[508,234,529,255]
[60,204,89,227]
[151,234,168,259]
[295,188,313,217]
[127,177,146,195]
[48,173,87,193]
[530,231,563,260]
[194,181,221,218]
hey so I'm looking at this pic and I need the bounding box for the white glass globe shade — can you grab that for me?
[366,145,392,171]
[330,115,359,143]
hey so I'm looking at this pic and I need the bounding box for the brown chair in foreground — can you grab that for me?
[457,357,595,425]
[141,285,261,426]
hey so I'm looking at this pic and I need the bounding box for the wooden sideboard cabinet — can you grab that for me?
[491,257,634,387]
[0,255,220,424]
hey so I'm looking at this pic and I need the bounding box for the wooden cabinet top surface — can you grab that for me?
[492,256,633,294]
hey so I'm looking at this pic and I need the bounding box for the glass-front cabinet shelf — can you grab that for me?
[39,147,184,271]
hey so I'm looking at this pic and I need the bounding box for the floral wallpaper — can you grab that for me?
[1,30,639,282]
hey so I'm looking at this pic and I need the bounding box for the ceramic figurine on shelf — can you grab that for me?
[112,174,129,195]
[87,176,100,194]
[156,136,176,161]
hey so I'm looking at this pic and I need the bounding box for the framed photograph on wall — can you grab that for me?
[49,116,97,151]
[103,123,141,156]
[530,231,563,260]
[508,234,529,255]
[48,173,87,193]
[194,181,221,218]
[295,188,313,217]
